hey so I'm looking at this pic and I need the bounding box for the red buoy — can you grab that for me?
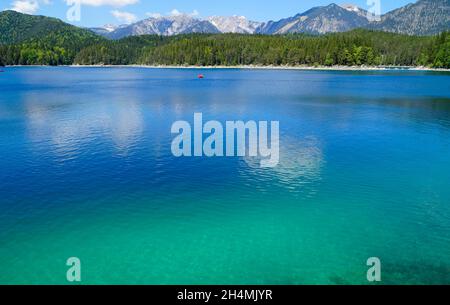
[198,74,204,79]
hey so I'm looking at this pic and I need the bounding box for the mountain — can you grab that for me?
[207,16,262,34]
[256,3,370,34]
[105,14,220,39]
[371,0,450,35]
[340,4,370,18]
[89,24,127,36]
[0,10,99,45]
[255,13,301,35]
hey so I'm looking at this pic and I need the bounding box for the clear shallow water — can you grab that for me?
[0,67,450,284]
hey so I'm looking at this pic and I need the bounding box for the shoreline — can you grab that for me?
[4,64,449,72]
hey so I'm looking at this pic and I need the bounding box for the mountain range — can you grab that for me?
[255,3,370,35]
[90,0,449,38]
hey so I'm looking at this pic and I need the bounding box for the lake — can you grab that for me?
[0,67,449,284]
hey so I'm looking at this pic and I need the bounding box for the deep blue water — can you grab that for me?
[0,67,449,284]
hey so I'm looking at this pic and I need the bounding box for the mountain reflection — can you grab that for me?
[24,93,144,159]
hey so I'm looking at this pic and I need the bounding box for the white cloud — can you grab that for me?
[10,0,39,14]
[170,9,199,17]
[111,9,137,24]
[9,0,51,15]
[72,0,139,7]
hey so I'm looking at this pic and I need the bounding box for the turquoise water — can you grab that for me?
[0,67,450,284]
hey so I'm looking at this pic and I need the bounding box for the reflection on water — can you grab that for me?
[242,136,324,195]
[24,93,145,158]
[108,101,144,155]
[0,67,450,284]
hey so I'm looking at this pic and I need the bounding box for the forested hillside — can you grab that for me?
[0,10,103,65]
[73,35,166,65]
[136,31,449,67]
[72,30,449,68]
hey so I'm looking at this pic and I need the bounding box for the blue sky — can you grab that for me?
[1,0,415,27]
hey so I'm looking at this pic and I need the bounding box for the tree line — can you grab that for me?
[136,31,449,68]
[1,30,449,68]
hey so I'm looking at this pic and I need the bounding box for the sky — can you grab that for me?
[1,0,416,27]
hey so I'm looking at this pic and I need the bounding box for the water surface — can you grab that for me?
[0,67,449,284]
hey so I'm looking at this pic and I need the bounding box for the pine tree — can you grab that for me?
[324,53,334,66]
